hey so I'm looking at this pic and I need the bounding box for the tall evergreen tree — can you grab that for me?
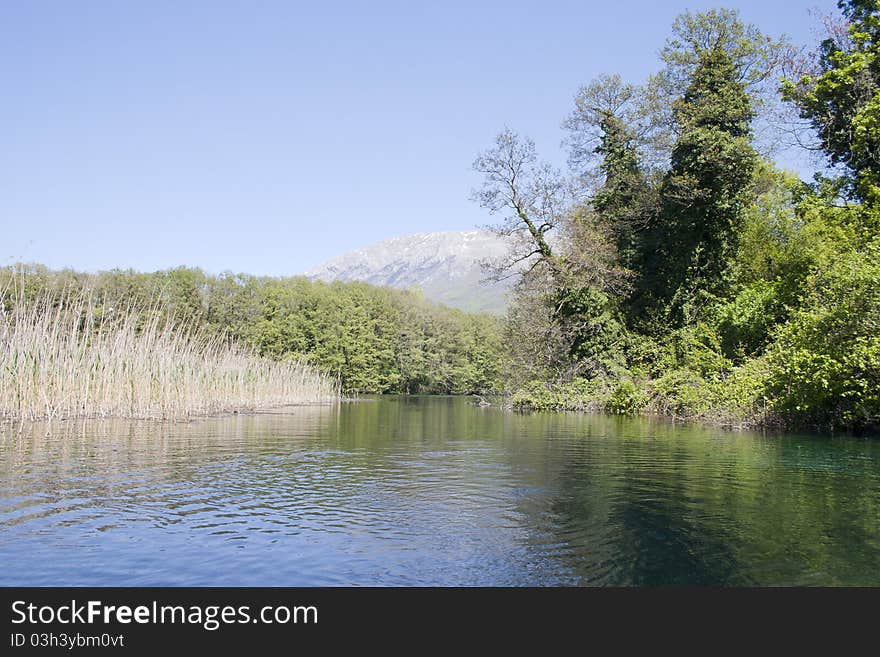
[656,46,758,313]
[592,112,651,272]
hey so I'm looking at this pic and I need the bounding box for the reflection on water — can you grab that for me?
[1,397,878,586]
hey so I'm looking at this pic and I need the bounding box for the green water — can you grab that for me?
[1,396,878,585]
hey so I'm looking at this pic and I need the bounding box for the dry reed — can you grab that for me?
[0,289,338,422]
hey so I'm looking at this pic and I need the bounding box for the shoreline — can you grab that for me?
[3,390,875,438]
[0,399,339,432]
[509,395,879,437]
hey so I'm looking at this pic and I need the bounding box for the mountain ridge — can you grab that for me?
[303,230,516,313]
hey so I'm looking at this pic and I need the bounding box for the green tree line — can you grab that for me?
[0,266,505,396]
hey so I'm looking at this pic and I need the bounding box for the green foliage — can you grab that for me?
[782,0,880,203]
[510,378,608,412]
[591,113,652,272]
[220,279,506,395]
[657,46,758,305]
[712,356,772,423]
[670,322,732,379]
[649,369,713,417]
[500,4,880,433]
[713,280,782,360]
[766,240,880,429]
[660,7,786,90]
[553,284,625,366]
[605,379,650,415]
[729,166,821,311]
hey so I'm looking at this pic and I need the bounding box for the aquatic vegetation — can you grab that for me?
[0,287,337,422]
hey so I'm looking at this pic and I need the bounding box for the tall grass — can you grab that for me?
[0,288,338,422]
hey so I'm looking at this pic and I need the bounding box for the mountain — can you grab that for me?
[303,230,516,313]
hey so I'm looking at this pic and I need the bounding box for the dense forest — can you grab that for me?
[474,1,880,433]
[1,265,505,397]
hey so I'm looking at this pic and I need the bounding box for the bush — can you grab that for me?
[767,240,880,430]
[605,379,650,414]
[713,280,781,360]
[649,368,713,417]
[671,322,732,380]
[510,378,608,412]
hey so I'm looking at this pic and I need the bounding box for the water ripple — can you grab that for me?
[1,399,879,585]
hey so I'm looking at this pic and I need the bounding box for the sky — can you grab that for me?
[1,0,839,276]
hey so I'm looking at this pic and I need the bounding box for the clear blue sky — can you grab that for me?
[1,0,837,276]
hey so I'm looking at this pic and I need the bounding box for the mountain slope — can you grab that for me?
[303,230,515,313]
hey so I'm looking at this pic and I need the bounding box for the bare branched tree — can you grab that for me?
[471,128,570,282]
[502,267,575,386]
[564,74,641,167]
[559,206,635,298]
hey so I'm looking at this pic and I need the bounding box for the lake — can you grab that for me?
[1,396,878,586]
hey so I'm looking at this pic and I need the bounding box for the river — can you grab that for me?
[1,396,878,585]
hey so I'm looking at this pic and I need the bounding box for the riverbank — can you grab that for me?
[511,376,878,433]
[508,369,785,432]
[0,289,337,423]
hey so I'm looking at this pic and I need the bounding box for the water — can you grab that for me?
[1,396,878,586]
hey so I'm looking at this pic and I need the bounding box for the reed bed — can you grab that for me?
[0,290,338,422]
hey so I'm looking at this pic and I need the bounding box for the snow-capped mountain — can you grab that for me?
[303,230,516,313]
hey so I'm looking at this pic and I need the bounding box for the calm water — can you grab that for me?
[1,396,879,586]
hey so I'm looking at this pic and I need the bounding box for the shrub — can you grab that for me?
[605,379,650,414]
[766,240,880,430]
[713,280,781,360]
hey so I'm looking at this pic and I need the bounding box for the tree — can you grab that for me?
[660,8,786,95]
[782,0,880,205]
[654,43,759,316]
[592,113,656,274]
[767,239,880,429]
[471,129,568,282]
[563,74,657,274]
[565,75,652,175]
[473,129,631,379]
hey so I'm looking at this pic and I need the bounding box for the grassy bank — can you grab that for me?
[0,290,337,422]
